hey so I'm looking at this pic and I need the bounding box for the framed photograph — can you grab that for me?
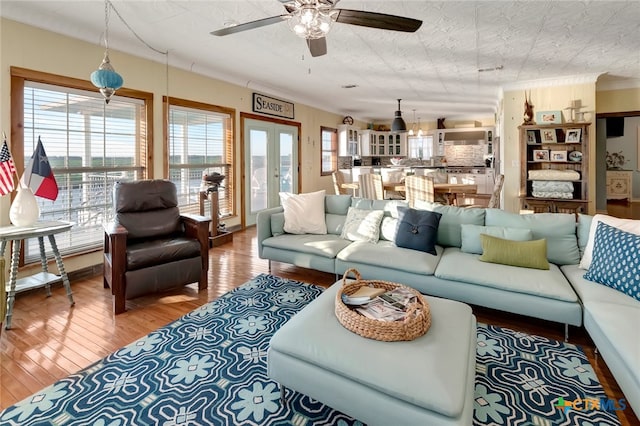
[536,110,563,124]
[541,128,557,143]
[550,150,567,162]
[526,130,540,144]
[566,128,582,143]
[533,149,549,162]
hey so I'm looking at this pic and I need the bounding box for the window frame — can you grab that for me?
[320,126,337,176]
[10,66,153,264]
[163,96,236,219]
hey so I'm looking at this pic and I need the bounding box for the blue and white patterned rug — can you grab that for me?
[0,274,621,425]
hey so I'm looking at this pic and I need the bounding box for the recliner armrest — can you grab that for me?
[180,214,211,271]
[104,221,128,237]
[181,213,211,239]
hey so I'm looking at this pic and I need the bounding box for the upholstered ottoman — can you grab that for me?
[268,281,477,426]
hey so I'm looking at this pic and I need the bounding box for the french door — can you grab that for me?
[244,117,299,226]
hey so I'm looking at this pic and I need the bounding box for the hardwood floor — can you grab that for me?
[1,227,638,425]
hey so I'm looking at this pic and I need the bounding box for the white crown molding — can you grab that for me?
[501,73,603,92]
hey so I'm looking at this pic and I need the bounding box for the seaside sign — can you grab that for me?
[252,93,294,120]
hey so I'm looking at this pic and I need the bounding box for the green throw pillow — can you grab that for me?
[478,234,550,270]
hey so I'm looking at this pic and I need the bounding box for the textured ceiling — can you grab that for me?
[2,1,639,123]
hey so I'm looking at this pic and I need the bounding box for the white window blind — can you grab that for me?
[168,104,232,217]
[321,127,337,175]
[22,81,146,262]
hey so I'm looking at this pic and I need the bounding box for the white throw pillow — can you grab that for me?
[340,207,385,243]
[579,214,640,269]
[279,190,327,235]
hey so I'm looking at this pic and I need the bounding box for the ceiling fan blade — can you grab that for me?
[334,9,422,32]
[307,38,327,57]
[211,15,287,36]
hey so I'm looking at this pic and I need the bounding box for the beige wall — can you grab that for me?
[596,87,640,113]
[1,18,341,275]
[501,83,597,213]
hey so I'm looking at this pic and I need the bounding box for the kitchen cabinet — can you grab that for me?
[606,170,632,201]
[338,125,360,156]
[360,130,406,157]
[519,122,590,214]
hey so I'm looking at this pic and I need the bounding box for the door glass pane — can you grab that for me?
[280,133,293,193]
[250,129,267,212]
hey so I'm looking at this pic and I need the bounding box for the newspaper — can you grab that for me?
[353,287,420,322]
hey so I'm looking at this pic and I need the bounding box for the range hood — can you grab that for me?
[443,130,487,142]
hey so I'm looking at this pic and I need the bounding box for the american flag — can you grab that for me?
[0,139,17,196]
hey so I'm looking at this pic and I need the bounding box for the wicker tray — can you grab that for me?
[335,268,431,342]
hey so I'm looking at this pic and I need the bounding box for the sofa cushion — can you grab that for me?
[561,264,639,308]
[414,201,485,247]
[435,247,577,302]
[485,209,579,265]
[325,194,352,215]
[271,212,286,236]
[460,224,533,255]
[583,302,640,397]
[280,190,327,235]
[337,240,442,276]
[395,206,441,255]
[576,214,593,258]
[579,214,640,269]
[340,207,384,243]
[478,235,549,270]
[583,222,640,301]
[262,234,351,258]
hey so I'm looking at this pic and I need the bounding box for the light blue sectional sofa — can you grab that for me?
[256,194,640,418]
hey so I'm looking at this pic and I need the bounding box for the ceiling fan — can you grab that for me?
[211,0,422,57]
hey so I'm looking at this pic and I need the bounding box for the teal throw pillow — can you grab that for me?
[583,222,640,301]
[395,206,442,255]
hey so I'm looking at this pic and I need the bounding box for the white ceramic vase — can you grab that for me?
[9,187,40,227]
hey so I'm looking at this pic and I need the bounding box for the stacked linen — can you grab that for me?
[531,181,574,199]
[529,169,579,199]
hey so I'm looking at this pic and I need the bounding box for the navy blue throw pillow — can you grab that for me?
[395,206,442,255]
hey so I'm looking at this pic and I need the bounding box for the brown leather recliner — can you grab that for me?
[103,179,211,314]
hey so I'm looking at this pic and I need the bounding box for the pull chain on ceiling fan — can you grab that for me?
[211,0,422,57]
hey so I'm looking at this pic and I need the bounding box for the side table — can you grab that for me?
[0,220,75,329]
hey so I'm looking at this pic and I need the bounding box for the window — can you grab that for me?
[408,135,433,160]
[321,126,337,176]
[165,97,234,219]
[11,67,152,264]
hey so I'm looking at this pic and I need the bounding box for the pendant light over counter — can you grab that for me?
[391,99,407,133]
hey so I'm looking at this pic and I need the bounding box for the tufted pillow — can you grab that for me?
[583,222,640,301]
[280,190,327,234]
[394,206,442,255]
[579,214,640,270]
[479,234,550,270]
[414,201,485,248]
[460,224,533,255]
[340,207,385,243]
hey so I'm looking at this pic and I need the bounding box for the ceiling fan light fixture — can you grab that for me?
[288,4,335,39]
[391,99,407,132]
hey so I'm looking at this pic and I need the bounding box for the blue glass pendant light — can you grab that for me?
[91,0,123,104]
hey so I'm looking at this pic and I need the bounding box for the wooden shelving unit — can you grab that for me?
[519,122,590,214]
